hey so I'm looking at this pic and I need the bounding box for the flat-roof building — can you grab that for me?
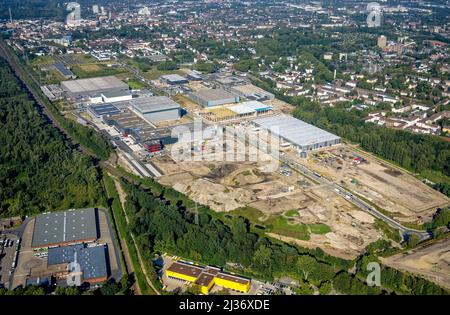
[186,71,202,81]
[165,261,250,294]
[61,76,129,100]
[230,84,275,101]
[88,103,121,120]
[228,101,273,116]
[252,115,341,153]
[47,244,108,284]
[131,96,181,123]
[160,74,189,85]
[31,208,98,249]
[101,90,132,103]
[188,89,240,107]
[53,63,76,79]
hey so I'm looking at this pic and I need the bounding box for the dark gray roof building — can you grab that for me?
[89,103,121,118]
[31,208,98,248]
[48,244,108,282]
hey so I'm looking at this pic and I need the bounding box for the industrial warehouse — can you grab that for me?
[230,84,275,101]
[88,96,181,124]
[31,208,98,249]
[131,96,182,122]
[160,74,189,85]
[47,244,108,284]
[252,114,341,153]
[10,208,120,289]
[165,261,251,294]
[188,88,240,107]
[60,76,130,100]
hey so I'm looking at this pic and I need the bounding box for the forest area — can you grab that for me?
[119,177,448,295]
[0,57,105,217]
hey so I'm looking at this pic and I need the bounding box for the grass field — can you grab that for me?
[127,79,147,90]
[266,216,310,240]
[420,169,450,185]
[71,63,127,79]
[309,223,331,234]
[229,206,264,222]
[143,67,184,80]
[284,209,299,217]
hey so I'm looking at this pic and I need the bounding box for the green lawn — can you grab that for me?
[71,63,127,79]
[284,209,299,217]
[229,206,264,222]
[309,223,331,234]
[143,67,184,80]
[266,216,310,240]
[127,79,146,90]
[419,169,450,185]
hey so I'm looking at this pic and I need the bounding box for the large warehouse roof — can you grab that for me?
[32,208,98,248]
[191,89,237,102]
[61,76,128,94]
[132,96,181,113]
[160,74,188,83]
[252,115,341,148]
[48,244,108,281]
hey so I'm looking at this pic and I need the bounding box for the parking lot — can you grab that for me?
[0,233,19,289]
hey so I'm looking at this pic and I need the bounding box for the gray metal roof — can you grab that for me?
[252,115,341,147]
[61,76,128,94]
[48,244,108,281]
[101,90,132,98]
[160,74,188,83]
[31,208,98,248]
[131,96,181,113]
[191,88,237,102]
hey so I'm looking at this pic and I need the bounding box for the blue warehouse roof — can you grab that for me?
[48,244,108,281]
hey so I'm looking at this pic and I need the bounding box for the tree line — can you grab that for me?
[0,57,105,217]
[119,177,448,295]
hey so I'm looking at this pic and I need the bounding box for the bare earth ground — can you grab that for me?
[154,147,381,259]
[380,238,450,290]
[287,146,450,223]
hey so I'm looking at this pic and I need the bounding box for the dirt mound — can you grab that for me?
[205,163,238,179]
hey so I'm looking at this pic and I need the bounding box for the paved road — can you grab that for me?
[241,131,431,241]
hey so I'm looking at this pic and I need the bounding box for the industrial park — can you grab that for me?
[0,0,449,299]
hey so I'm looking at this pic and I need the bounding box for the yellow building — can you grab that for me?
[214,273,251,293]
[165,262,203,283]
[165,261,250,294]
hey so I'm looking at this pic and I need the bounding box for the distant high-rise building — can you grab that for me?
[377,35,387,49]
[92,5,99,14]
[66,2,81,26]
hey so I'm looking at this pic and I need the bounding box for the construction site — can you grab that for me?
[285,146,450,224]
[153,127,382,259]
[380,238,450,290]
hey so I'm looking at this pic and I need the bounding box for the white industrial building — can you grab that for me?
[61,76,129,100]
[252,115,341,153]
[130,96,181,123]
